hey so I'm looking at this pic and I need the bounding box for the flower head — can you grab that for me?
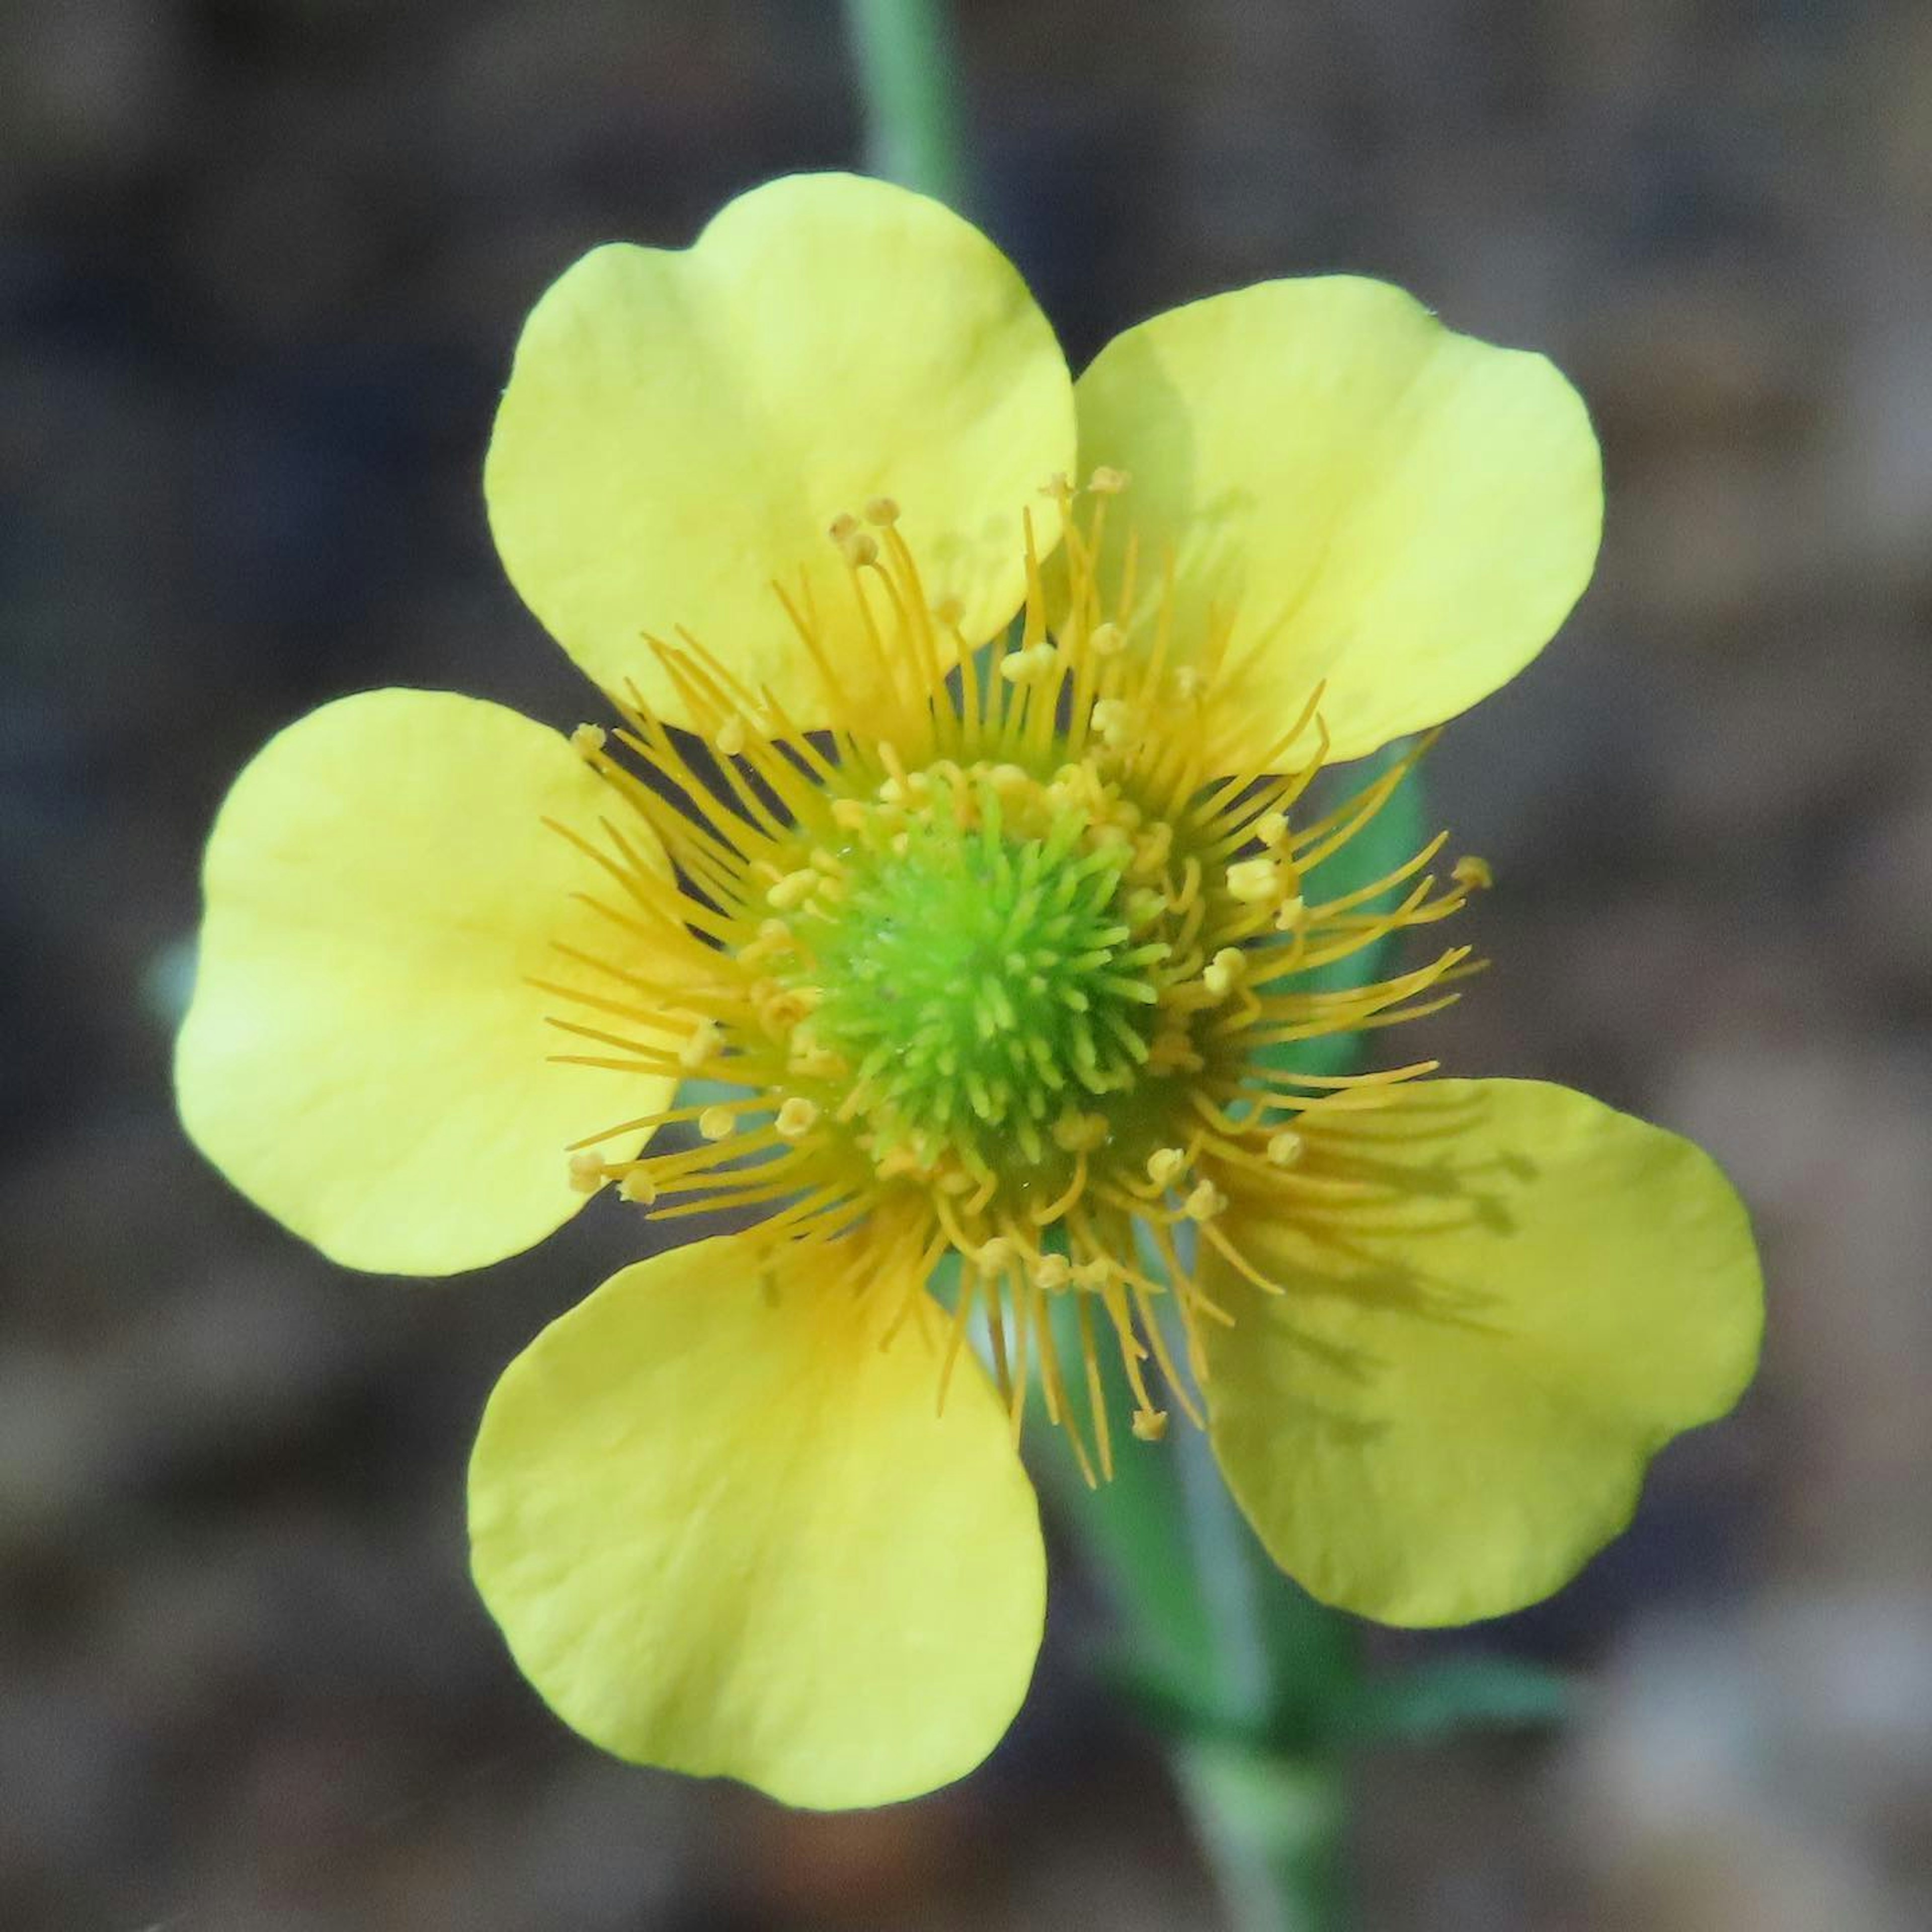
[177,175,1762,1809]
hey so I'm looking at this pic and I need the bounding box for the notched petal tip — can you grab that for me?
[1200,1077,1761,1626]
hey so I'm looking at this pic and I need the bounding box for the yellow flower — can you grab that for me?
[176,175,1762,1809]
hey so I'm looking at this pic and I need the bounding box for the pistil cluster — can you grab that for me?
[536,480,1486,1475]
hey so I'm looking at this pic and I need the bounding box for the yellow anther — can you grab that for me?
[1227,856,1283,905]
[567,1151,607,1194]
[737,917,797,969]
[570,723,607,758]
[1032,1253,1072,1291]
[1087,465,1131,494]
[1086,620,1125,658]
[930,592,964,626]
[1147,1147,1188,1189]
[1038,470,1073,499]
[1266,1130,1305,1168]
[831,796,868,830]
[1171,665,1206,703]
[678,1019,722,1071]
[1053,1110,1108,1153]
[775,1097,821,1141]
[767,868,820,911]
[617,1169,658,1206]
[714,714,748,757]
[974,1236,1017,1277]
[999,642,1059,686]
[1184,1179,1228,1223]
[841,530,879,568]
[1256,811,1290,848]
[1131,1407,1169,1443]
[697,1106,737,1142]
[827,512,860,544]
[1090,697,1134,750]
[1454,854,1494,891]
[1203,946,1248,998]
[1274,894,1308,932]
[1148,1027,1205,1075]
[790,1040,846,1079]
[1129,821,1174,879]
[863,495,901,526]
[1071,1257,1113,1291]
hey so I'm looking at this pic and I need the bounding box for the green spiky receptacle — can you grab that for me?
[806,784,1168,1176]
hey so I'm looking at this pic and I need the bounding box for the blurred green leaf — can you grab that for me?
[1332,1655,1573,1746]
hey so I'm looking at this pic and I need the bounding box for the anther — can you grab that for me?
[570,723,607,758]
[697,1106,736,1142]
[1090,697,1135,750]
[1184,1178,1229,1222]
[974,1236,1017,1278]
[775,1097,821,1141]
[1255,811,1289,849]
[1131,1408,1169,1443]
[715,714,748,757]
[1147,1147,1187,1189]
[863,496,901,526]
[999,642,1059,686]
[1227,856,1282,905]
[1087,465,1131,494]
[930,593,964,626]
[1454,854,1494,891]
[1052,1110,1108,1153]
[1032,1253,1072,1291]
[1266,1130,1305,1168]
[767,868,820,911]
[827,512,860,544]
[1202,946,1247,998]
[1086,620,1125,658]
[618,1169,658,1206]
[567,1151,607,1193]
[1274,895,1308,932]
[678,1019,722,1071]
[1038,471,1072,499]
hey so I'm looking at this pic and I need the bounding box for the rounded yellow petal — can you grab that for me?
[176,690,674,1275]
[486,172,1075,724]
[1075,278,1602,764]
[468,1235,1046,1809]
[1201,1080,1761,1625]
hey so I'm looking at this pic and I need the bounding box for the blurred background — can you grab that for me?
[4,0,1930,1926]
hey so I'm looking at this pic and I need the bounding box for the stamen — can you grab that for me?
[536,486,1487,1473]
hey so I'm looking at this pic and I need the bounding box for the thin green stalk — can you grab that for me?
[1175,1735,1348,1932]
[841,0,972,208]
[1166,1328,1352,1932]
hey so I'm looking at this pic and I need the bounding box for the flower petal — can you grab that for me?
[1201,1079,1761,1625]
[1074,278,1602,764]
[176,690,674,1275]
[467,1234,1046,1809]
[486,173,1075,725]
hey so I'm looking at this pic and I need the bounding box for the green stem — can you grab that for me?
[1171,1416,1351,1932]
[841,0,973,208]
[1175,1737,1348,1932]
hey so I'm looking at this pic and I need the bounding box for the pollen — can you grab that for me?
[536,479,1483,1478]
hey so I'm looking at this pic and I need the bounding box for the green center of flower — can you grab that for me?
[807,783,1165,1174]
